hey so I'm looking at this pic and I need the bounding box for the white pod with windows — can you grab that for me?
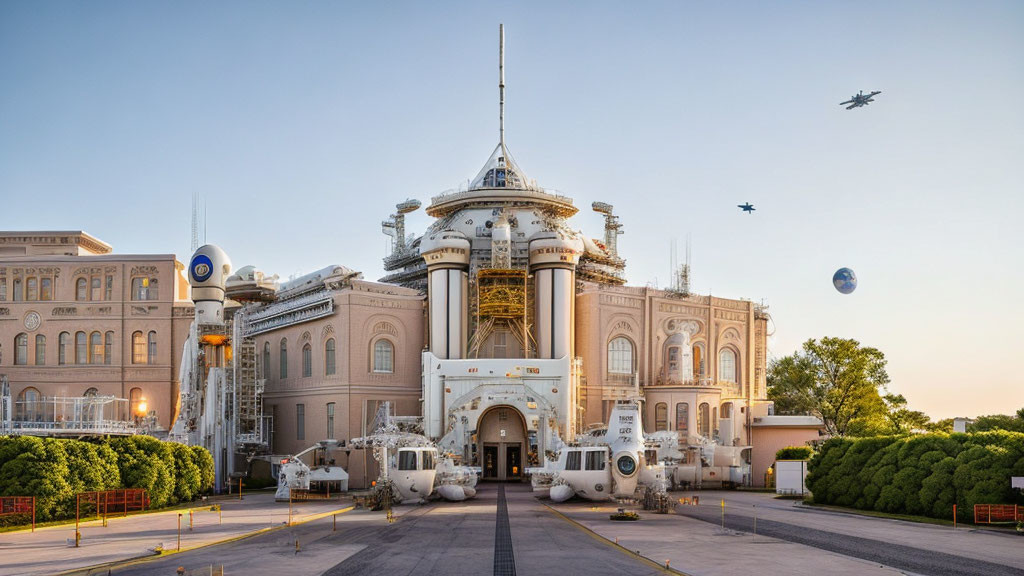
[188,244,232,325]
[529,232,583,360]
[420,231,471,360]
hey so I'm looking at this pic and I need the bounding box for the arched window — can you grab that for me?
[720,402,733,419]
[129,387,143,417]
[15,333,28,365]
[76,278,88,301]
[59,332,70,365]
[607,337,633,374]
[373,339,394,373]
[712,407,719,437]
[40,278,53,301]
[16,387,42,422]
[676,402,689,435]
[302,344,312,377]
[693,343,705,378]
[147,331,157,364]
[26,277,38,301]
[131,277,158,301]
[698,402,711,437]
[84,387,99,396]
[75,331,87,364]
[262,342,271,378]
[91,277,102,301]
[654,402,668,432]
[35,335,45,365]
[131,331,146,364]
[324,338,336,376]
[279,339,288,378]
[326,402,335,439]
[90,331,103,364]
[719,349,737,383]
[104,331,113,364]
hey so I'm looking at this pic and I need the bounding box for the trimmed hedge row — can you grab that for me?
[0,436,214,522]
[807,431,1024,521]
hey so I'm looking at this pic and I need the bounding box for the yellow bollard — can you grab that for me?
[189,510,194,531]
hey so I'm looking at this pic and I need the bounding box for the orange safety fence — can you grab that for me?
[973,504,1022,524]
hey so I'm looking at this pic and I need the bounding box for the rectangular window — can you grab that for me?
[13,279,22,301]
[493,331,507,357]
[0,278,6,301]
[91,277,102,301]
[26,278,38,301]
[296,404,305,441]
[40,278,52,301]
[422,450,434,471]
[327,402,335,439]
[105,275,113,301]
[585,450,605,471]
[398,450,417,471]
[565,450,581,471]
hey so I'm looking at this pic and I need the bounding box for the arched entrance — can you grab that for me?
[477,405,527,481]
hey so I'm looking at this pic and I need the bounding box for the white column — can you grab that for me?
[429,269,449,358]
[535,269,553,359]
[552,268,572,359]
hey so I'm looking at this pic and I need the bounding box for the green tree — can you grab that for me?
[882,394,932,434]
[768,337,889,437]
[968,410,1024,433]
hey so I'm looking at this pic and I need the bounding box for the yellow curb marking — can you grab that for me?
[545,504,691,576]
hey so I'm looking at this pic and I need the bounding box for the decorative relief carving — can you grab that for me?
[52,307,77,317]
[599,294,643,309]
[0,307,9,316]
[658,302,706,316]
[721,327,742,341]
[130,265,159,276]
[23,311,41,331]
[104,265,117,274]
[300,331,311,343]
[373,321,399,336]
[173,307,194,317]
[714,309,747,322]
[321,325,335,339]
[665,318,700,336]
[73,266,103,276]
[713,297,750,311]
[365,298,403,309]
[131,306,150,316]
[612,320,634,334]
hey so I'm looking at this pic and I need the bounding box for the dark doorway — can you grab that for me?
[483,444,499,479]
[505,444,522,479]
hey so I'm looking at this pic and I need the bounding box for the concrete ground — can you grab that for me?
[5,486,1022,576]
[0,491,354,576]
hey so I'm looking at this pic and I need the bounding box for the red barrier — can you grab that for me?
[0,496,35,531]
[973,504,1022,524]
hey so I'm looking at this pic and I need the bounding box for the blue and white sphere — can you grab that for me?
[832,267,857,294]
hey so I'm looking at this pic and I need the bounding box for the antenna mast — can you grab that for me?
[499,24,506,160]
[191,192,199,253]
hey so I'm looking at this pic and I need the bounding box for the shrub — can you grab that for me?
[775,446,814,460]
[807,431,1024,521]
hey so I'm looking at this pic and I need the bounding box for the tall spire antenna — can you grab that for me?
[499,24,506,160]
[191,191,199,252]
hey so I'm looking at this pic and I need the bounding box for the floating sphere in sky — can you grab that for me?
[833,267,857,294]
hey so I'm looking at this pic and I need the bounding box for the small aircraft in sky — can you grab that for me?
[840,90,882,110]
[738,203,755,213]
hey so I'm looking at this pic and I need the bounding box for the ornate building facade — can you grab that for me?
[0,231,193,433]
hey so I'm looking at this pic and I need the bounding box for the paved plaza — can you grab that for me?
[2,486,1022,576]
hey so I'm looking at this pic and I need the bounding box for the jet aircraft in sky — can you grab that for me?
[840,90,882,110]
[738,203,755,213]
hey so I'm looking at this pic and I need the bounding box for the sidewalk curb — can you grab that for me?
[53,505,355,576]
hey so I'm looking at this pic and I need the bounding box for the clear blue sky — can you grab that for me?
[2,1,1021,419]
